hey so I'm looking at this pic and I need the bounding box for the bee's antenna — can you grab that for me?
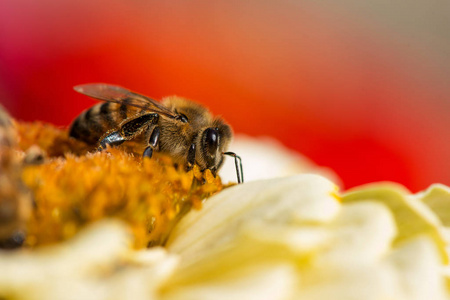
[223,152,244,184]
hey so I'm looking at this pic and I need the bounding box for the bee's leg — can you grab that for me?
[99,113,159,151]
[99,131,125,150]
[143,126,160,159]
[120,113,159,139]
[185,143,196,171]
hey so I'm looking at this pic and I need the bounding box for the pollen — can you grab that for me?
[16,122,225,249]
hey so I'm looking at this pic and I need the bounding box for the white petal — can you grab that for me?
[219,135,340,185]
[384,236,447,300]
[162,263,297,300]
[241,220,330,254]
[167,175,339,262]
[315,201,397,267]
[296,264,397,300]
[0,221,179,300]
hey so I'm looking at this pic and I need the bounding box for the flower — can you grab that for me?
[163,177,450,300]
[15,122,224,249]
[1,119,450,300]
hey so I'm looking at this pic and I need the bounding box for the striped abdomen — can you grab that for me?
[69,102,137,145]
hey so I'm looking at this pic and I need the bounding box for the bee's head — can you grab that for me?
[196,120,232,172]
[195,120,243,184]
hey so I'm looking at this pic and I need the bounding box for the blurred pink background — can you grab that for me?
[1,0,449,191]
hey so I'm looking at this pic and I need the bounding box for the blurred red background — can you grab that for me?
[1,0,449,191]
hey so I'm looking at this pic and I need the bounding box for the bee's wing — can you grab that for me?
[74,83,177,119]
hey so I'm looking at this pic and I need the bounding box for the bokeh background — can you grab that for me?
[1,0,449,191]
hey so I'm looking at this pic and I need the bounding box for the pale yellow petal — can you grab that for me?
[416,184,450,227]
[341,183,447,263]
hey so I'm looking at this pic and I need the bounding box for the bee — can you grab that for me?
[0,104,32,249]
[69,84,243,183]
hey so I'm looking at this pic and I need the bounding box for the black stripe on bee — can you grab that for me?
[84,107,104,133]
[99,102,115,127]
[84,107,94,123]
[119,104,128,120]
[69,118,88,140]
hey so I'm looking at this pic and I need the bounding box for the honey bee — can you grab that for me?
[70,84,243,183]
[0,104,32,249]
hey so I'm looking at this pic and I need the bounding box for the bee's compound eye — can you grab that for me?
[204,127,219,156]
